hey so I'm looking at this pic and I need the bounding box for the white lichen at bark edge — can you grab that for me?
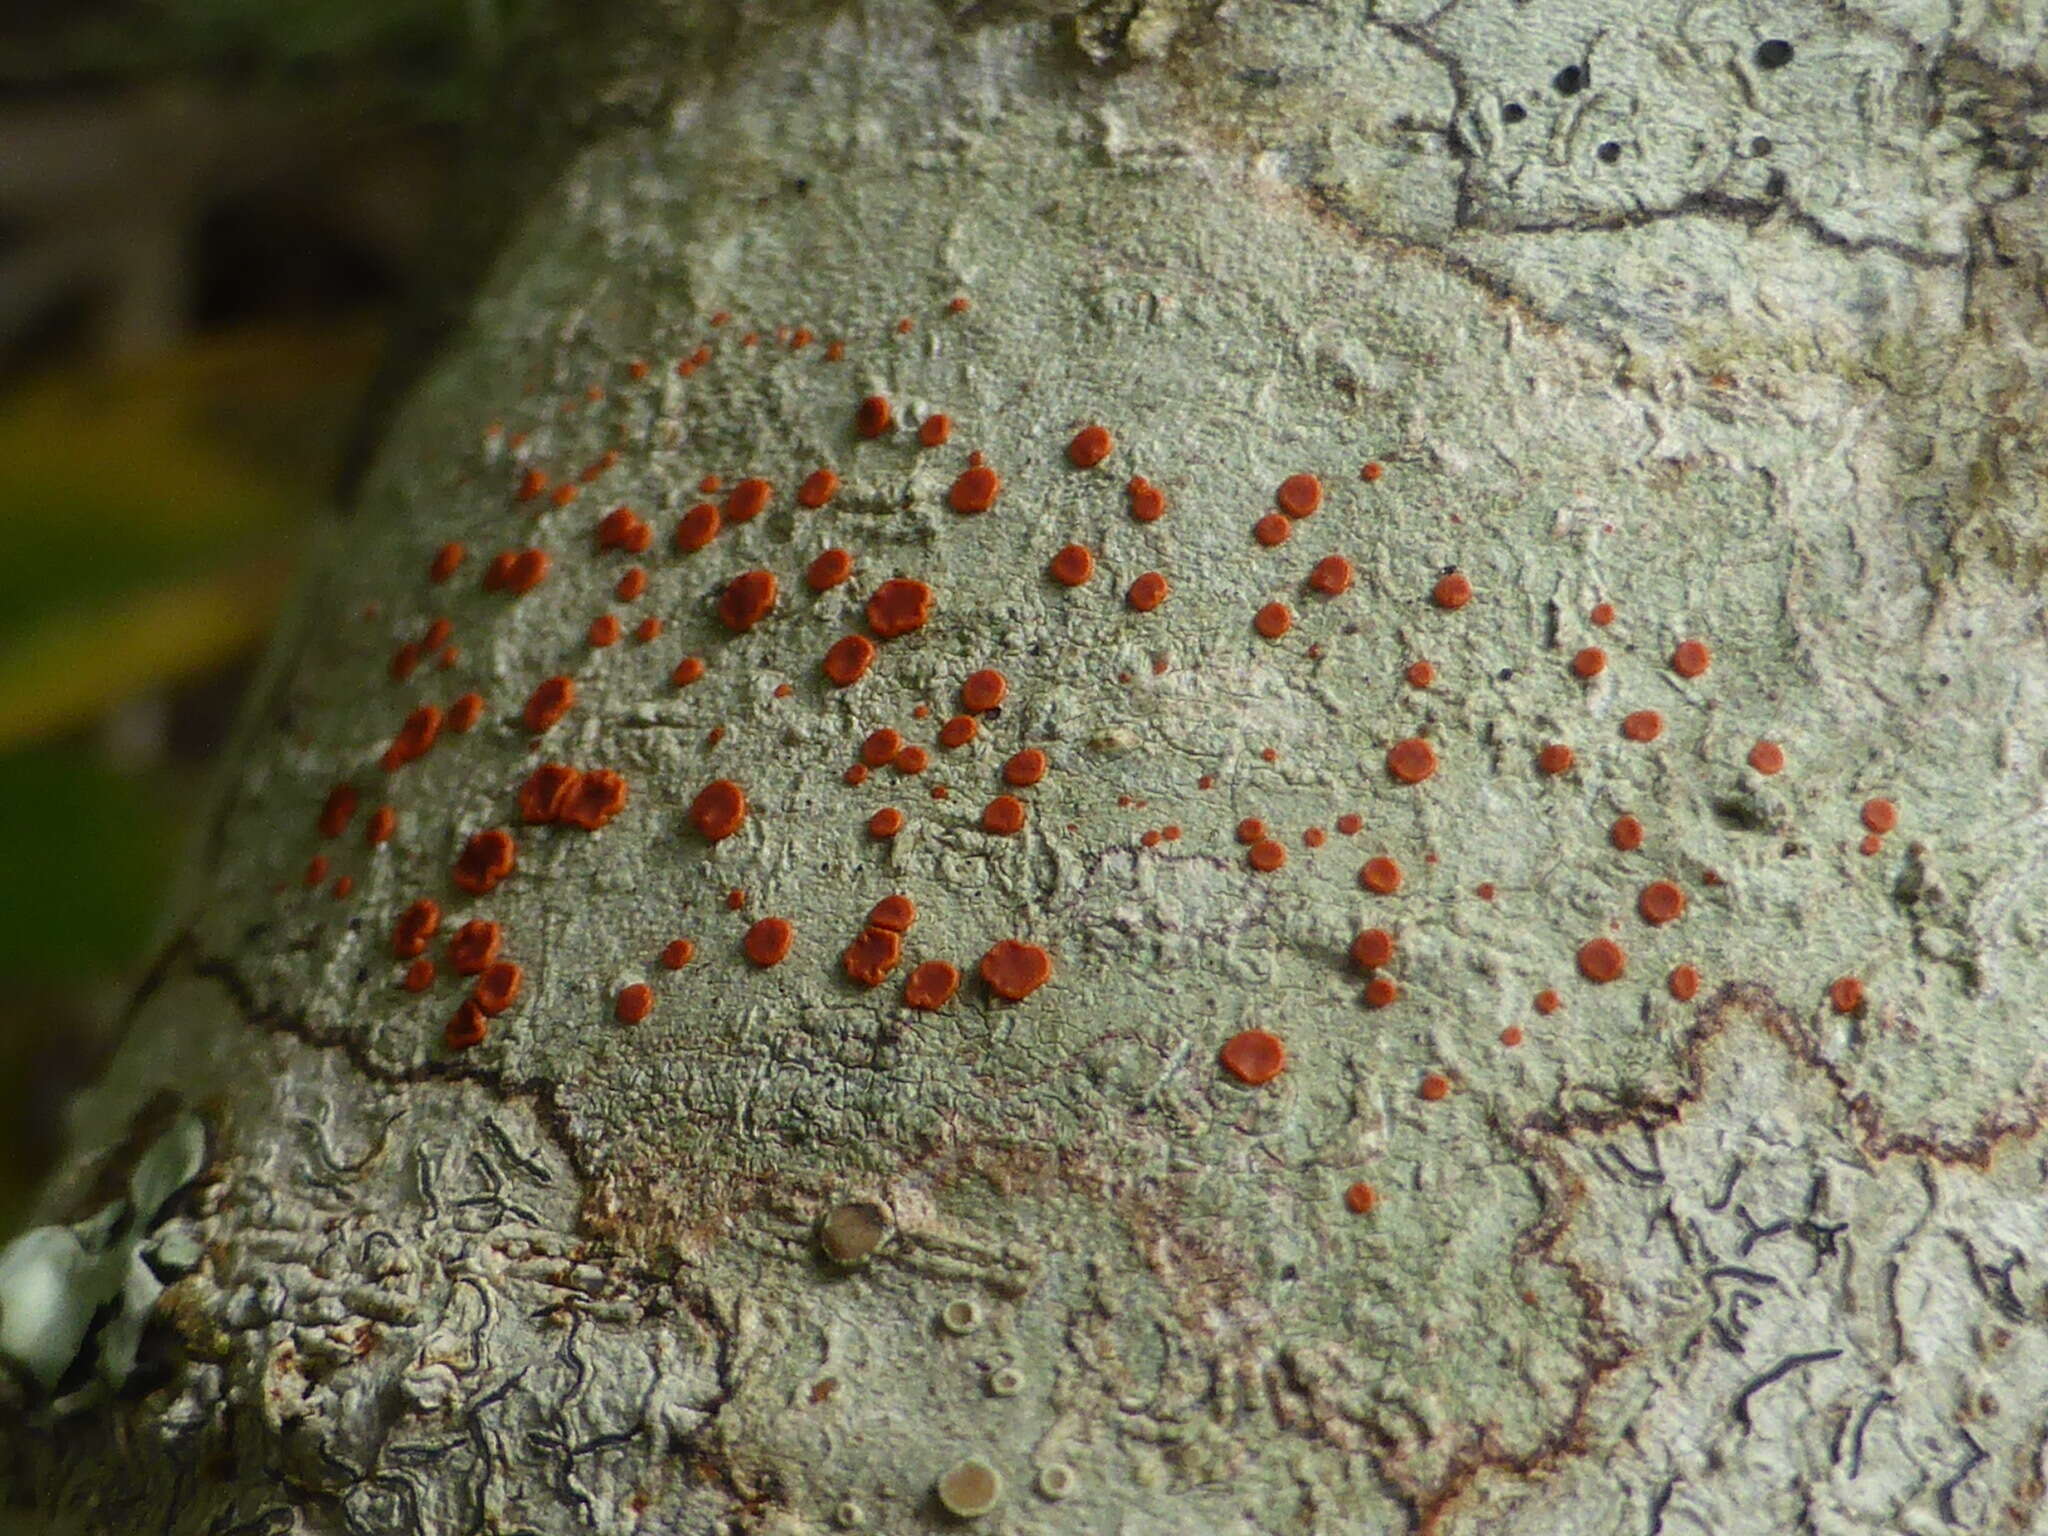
[11,1,2048,1531]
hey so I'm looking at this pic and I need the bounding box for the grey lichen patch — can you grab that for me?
[1447,984,2048,1533]
[0,1110,205,1403]
[24,0,2048,1531]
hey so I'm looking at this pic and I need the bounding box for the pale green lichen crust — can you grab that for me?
[14,0,2048,1532]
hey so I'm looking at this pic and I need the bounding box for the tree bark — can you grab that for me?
[10,2,2048,1532]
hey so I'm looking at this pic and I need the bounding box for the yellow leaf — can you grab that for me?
[0,557,293,750]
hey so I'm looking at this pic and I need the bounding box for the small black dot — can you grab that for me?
[1750,135,1773,157]
[1596,141,1622,163]
[1553,64,1586,95]
[1764,169,1788,198]
[1502,101,1528,123]
[1755,39,1793,69]
[1497,668,1516,682]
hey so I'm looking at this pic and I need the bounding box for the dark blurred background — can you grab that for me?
[0,0,544,1229]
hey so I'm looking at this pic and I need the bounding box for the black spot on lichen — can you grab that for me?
[1755,39,1794,70]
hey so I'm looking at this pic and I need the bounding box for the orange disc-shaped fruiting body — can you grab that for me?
[560,769,629,830]
[1610,814,1645,852]
[615,984,654,1024]
[960,668,1007,712]
[867,578,933,639]
[519,763,580,824]
[383,704,443,771]
[904,960,959,1010]
[318,783,359,839]
[719,570,778,631]
[980,939,1051,1000]
[1431,570,1472,609]
[1359,857,1403,895]
[1276,473,1323,517]
[1253,514,1292,547]
[744,917,794,967]
[453,830,517,895]
[949,464,1001,513]
[1068,424,1113,467]
[1830,975,1864,1013]
[689,779,747,840]
[1003,748,1047,787]
[1622,710,1663,743]
[1572,646,1606,678]
[524,676,575,733]
[675,502,721,552]
[1247,839,1287,872]
[1219,1029,1286,1085]
[1538,744,1575,776]
[796,468,840,508]
[391,898,441,959]
[1668,964,1701,1002]
[867,894,917,932]
[1127,572,1169,612]
[1344,1182,1378,1214]
[1048,545,1095,586]
[1861,798,1898,834]
[1638,880,1686,925]
[1351,928,1394,969]
[1308,555,1353,595]
[1386,737,1437,784]
[823,634,877,686]
[806,548,854,590]
[843,927,903,987]
[1671,639,1711,678]
[1577,937,1627,983]
[473,960,523,1015]
[448,919,501,975]
[982,795,1026,835]
[1254,602,1292,639]
[445,1001,489,1051]
[855,395,895,438]
[1127,476,1165,522]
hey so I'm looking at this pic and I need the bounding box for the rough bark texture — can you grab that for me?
[9,2,2048,1531]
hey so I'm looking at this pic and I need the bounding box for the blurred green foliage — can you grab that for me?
[0,0,494,1224]
[12,0,545,120]
[0,748,179,985]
